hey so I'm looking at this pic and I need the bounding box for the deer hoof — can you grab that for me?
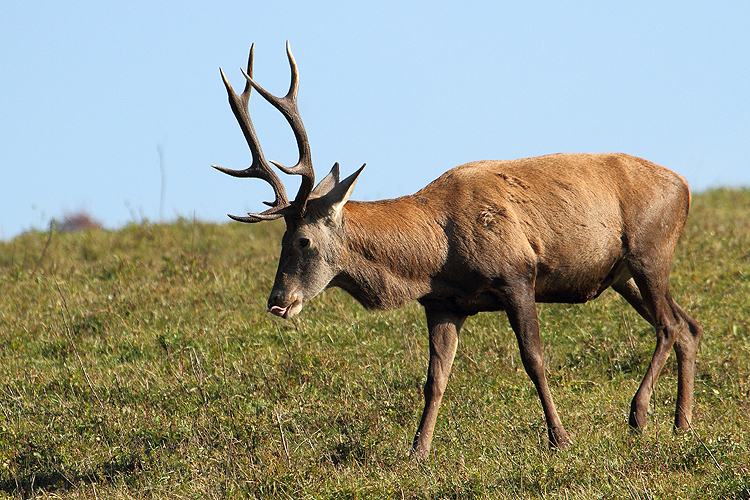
[549,427,572,450]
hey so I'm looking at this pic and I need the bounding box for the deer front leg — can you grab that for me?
[505,285,571,449]
[412,309,466,459]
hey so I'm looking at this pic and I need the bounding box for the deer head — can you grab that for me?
[212,41,364,318]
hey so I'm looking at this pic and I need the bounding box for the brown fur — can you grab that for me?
[333,154,687,311]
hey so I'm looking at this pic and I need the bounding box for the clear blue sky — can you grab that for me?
[2,1,749,240]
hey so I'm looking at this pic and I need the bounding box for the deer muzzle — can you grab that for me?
[267,290,303,319]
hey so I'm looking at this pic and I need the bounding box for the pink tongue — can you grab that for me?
[267,305,288,317]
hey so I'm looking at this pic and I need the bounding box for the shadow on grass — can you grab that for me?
[0,449,142,498]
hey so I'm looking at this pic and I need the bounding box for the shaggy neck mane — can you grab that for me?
[332,197,447,310]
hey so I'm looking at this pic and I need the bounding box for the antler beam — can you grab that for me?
[212,41,315,222]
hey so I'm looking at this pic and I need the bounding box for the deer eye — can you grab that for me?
[298,237,310,249]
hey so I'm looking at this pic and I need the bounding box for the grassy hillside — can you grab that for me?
[1,189,748,499]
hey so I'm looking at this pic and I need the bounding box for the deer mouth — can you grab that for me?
[268,305,289,317]
[267,300,303,319]
[266,306,289,318]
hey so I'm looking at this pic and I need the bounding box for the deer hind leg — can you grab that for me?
[412,309,466,459]
[613,274,702,432]
[505,284,571,449]
[669,299,702,430]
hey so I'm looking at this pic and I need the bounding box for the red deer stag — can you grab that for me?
[213,42,703,459]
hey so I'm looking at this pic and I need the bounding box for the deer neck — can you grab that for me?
[330,198,448,310]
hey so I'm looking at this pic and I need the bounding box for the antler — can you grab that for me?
[243,41,315,211]
[212,41,316,223]
[212,45,288,223]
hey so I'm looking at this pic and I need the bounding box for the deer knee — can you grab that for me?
[654,317,680,349]
[673,315,702,356]
[423,373,447,402]
[686,317,703,343]
[674,330,697,358]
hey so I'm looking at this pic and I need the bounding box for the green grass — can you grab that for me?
[1,189,749,499]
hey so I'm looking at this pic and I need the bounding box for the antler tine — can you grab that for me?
[212,44,289,222]
[227,211,283,223]
[241,41,315,211]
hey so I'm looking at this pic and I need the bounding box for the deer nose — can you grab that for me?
[267,289,288,309]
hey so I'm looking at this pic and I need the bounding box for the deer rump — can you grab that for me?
[213,42,703,459]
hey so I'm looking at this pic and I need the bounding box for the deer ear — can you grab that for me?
[310,162,340,198]
[319,164,365,216]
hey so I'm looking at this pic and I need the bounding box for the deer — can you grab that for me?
[212,42,703,459]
